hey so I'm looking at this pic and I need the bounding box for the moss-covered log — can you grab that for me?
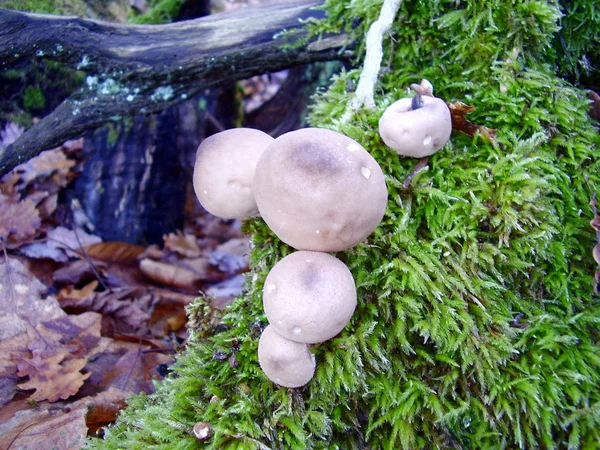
[0,0,350,176]
[86,0,597,448]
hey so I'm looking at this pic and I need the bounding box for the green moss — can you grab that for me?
[0,0,88,15]
[90,1,600,449]
[129,0,185,24]
[22,86,46,110]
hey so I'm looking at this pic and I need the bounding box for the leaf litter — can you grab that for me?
[0,124,250,447]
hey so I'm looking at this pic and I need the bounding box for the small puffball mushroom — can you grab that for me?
[254,128,388,252]
[258,325,316,388]
[379,95,452,158]
[193,128,274,219]
[263,251,357,344]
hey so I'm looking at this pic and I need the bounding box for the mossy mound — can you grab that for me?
[91,1,600,448]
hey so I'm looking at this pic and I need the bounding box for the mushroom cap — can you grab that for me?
[253,128,388,252]
[193,128,274,219]
[258,325,316,388]
[378,96,452,158]
[263,251,357,344]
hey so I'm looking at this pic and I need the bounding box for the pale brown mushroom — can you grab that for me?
[258,325,316,388]
[263,251,357,344]
[378,95,452,158]
[253,128,388,252]
[193,128,274,219]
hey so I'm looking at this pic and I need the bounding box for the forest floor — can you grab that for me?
[0,122,252,448]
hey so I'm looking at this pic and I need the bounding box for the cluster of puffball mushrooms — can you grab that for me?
[192,80,452,388]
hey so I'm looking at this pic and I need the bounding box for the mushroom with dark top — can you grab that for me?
[263,250,357,344]
[253,127,388,252]
[378,95,452,158]
[258,325,316,388]
[193,128,274,219]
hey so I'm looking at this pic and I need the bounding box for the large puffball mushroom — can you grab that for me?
[258,325,316,388]
[378,95,452,158]
[263,251,357,344]
[193,128,274,219]
[254,128,388,252]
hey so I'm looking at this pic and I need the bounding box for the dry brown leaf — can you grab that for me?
[83,388,128,435]
[53,259,103,285]
[59,288,153,335]
[140,258,204,290]
[0,193,41,243]
[78,337,171,398]
[0,316,32,406]
[0,400,88,450]
[448,101,497,142]
[84,241,146,265]
[11,147,76,188]
[17,348,91,402]
[59,281,100,302]
[20,241,70,262]
[0,257,65,325]
[47,226,102,257]
[31,312,103,359]
[163,230,202,258]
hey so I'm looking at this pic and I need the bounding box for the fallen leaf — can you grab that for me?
[77,337,171,398]
[0,122,24,153]
[47,226,102,258]
[140,258,204,290]
[0,257,65,325]
[58,281,100,302]
[0,400,87,450]
[210,237,250,274]
[83,388,128,435]
[11,147,76,188]
[206,274,246,309]
[17,349,91,402]
[163,230,202,258]
[83,241,146,265]
[20,241,70,263]
[0,194,41,244]
[448,101,497,142]
[59,288,153,335]
[53,259,102,285]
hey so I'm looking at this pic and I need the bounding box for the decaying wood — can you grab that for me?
[0,0,350,176]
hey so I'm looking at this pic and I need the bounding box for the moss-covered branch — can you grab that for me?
[0,1,351,175]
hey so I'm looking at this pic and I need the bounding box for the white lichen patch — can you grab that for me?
[77,55,91,70]
[151,86,175,102]
[14,284,29,294]
[86,76,99,90]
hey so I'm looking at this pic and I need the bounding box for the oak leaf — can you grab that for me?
[0,194,41,243]
[17,349,91,402]
[163,230,202,258]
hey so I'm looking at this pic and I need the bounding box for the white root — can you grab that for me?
[342,0,403,122]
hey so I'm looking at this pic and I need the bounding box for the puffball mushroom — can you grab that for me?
[378,95,452,158]
[263,251,357,344]
[193,128,274,219]
[258,325,316,388]
[254,128,388,252]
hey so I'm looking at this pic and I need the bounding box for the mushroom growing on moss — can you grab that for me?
[378,94,452,158]
[258,325,316,388]
[263,250,357,344]
[193,128,274,219]
[253,127,388,252]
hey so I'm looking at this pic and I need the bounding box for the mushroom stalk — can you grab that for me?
[343,0,403,122]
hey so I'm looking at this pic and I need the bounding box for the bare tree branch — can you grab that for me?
[0,0,351,176]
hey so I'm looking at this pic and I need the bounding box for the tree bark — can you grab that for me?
[0,0,350,176]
